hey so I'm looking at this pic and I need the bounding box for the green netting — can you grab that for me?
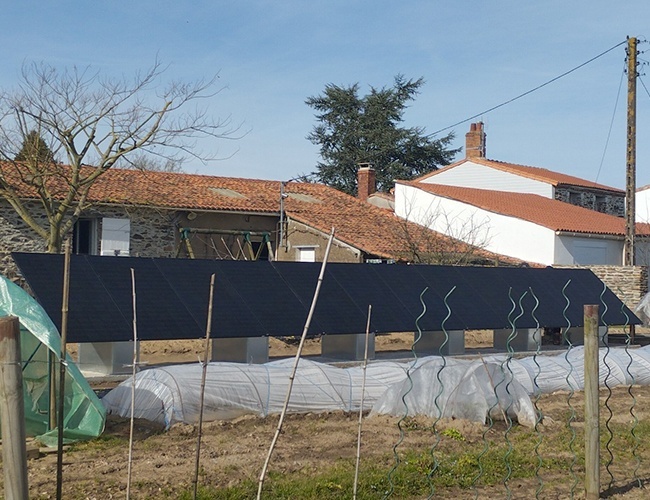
[0,275,105,446]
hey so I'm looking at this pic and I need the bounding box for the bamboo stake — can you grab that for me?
[256,227,335,499]
[49,350,56,430]
[126,268,139,500]
[353,304,372,500]
[56,238,72,500]
[193,274,216,500]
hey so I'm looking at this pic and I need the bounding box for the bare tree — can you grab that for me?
[395,196,495,265]
[0,61,239,253]
[122,152,185,173]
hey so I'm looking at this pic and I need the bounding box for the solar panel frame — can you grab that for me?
[11,253,641,343]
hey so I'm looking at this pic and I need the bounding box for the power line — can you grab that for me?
[594,62,626,185]
[430,40,628,136]
[640,74,650,100]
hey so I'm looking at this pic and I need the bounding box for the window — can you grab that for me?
[100,218,131,256]
[72,219,97,255]
[296,246,316,262]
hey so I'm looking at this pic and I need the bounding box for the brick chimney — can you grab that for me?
[465,122,486,158]
[357,163,376,201]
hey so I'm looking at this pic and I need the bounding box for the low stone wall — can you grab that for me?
[558,265,648,313]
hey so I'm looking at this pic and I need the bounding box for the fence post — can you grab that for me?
[0,315,29,500]
[584,304,599,500]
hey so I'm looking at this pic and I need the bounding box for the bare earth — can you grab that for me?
[22,332,650,498]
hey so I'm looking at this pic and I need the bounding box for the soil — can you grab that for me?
[21,332,650,498]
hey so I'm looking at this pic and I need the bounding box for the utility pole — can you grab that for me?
[624,36,638,266]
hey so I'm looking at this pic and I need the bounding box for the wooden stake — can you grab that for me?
[193,273,216,500]
[256,227,335,499]
[126,268,139,500]
[353,304,372,500]
[584,304,600,499]
[56,238,72,500]
[0,316,29,500]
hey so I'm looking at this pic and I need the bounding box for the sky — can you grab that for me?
[2,1,650,190]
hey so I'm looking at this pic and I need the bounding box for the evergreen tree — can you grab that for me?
[306,75,458,195]
[14,130,56,164]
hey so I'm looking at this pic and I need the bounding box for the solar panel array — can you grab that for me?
[12,252,639,343]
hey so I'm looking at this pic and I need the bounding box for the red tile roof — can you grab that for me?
[1,163,522,265]
[417,157,624,194]
[400,181,650,236]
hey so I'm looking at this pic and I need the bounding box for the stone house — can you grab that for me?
[0,163,520,282]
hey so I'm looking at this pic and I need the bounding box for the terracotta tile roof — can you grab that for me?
[417,157,624,194]
[401,181,650,237]
[1,162,523,265]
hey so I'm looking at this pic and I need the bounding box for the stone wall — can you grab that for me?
[559,264,648,313]
[0,200,48,282]
[101,205,178,258]
[555,187,625,217]
[0,200,180,282]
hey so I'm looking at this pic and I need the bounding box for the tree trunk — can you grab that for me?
[47,225,63,254]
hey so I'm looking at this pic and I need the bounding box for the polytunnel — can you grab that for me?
[0,276,105,446]
[102,345,650,429]
[102,358,410,427]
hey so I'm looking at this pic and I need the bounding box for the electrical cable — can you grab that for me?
[594,63,626,185]
[430,40,628,136]
[639,74,650,100]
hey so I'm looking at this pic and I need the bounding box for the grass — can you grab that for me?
[53,390,650,499]
[174,429,583,499]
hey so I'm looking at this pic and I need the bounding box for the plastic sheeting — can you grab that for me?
[102,345,650,429]
[102,358,409,427]
[0,276,105,446]
[371,358,536,427]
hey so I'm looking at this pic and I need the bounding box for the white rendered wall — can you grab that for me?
[420,161,554,198]
[636,188,650,222]
[554,235,623,265]
[395,184,556,265]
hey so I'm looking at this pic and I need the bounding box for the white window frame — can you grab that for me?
[295,246,317,262]
[100,218,131,256]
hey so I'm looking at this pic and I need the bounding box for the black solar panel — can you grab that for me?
[11,253,640,342]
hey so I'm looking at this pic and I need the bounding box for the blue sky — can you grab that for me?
[2,1,649,189]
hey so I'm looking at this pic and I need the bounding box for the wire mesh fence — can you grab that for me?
[15,277,650,498]
[371,281,647,499]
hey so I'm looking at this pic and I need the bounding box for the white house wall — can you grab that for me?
[395,184,556,265]
[421,161,554,198]
[636,189,650,223]
[554,235,623,265]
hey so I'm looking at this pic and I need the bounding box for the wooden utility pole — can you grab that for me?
[624,36,638,266]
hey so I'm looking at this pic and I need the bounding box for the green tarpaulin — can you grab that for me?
[0,275,105,446]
